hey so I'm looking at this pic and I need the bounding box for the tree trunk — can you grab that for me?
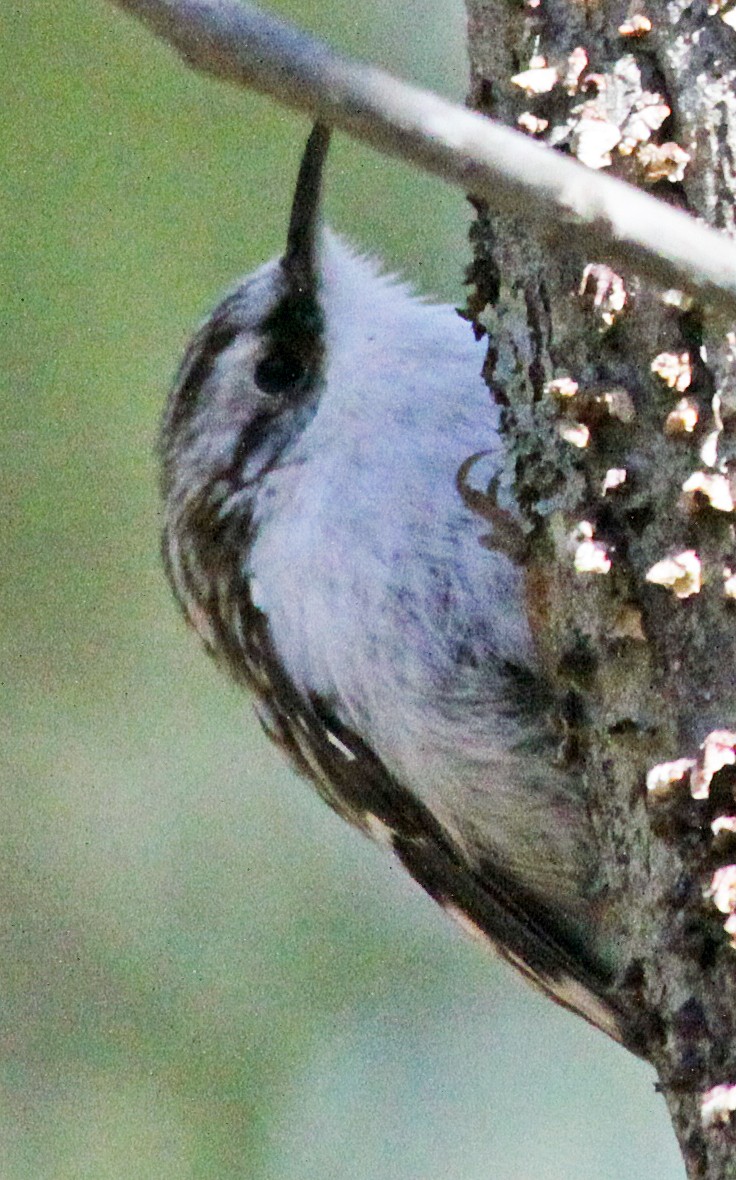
[464,1,736,1174]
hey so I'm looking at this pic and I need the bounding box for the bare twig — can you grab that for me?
[106,0,736,316]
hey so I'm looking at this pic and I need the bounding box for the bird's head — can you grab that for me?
[160,124,332,524]
[158,124,337,654]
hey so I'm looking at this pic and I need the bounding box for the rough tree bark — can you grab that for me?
[465,1,736,1175]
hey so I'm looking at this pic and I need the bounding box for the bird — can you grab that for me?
[159,122,632,1050]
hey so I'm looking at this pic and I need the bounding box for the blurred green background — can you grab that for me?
[3,2,683,1176]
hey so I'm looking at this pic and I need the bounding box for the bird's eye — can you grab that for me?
[254,348,306,395]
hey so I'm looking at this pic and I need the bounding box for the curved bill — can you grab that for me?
[283,123,331,293]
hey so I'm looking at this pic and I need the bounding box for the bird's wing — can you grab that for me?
[238,603,641,1054]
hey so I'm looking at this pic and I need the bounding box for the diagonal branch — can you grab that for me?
[107,0,736,317]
